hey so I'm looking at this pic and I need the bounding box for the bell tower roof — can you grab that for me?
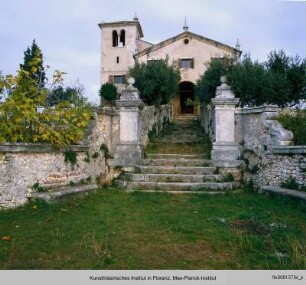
[98,19,144,38]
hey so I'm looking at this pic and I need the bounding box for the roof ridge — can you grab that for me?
[134,31,241,58]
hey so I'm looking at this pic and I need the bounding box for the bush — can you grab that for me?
[64,149,77,165]
[195,57,234,104]
[47,84,87,107]
[229,55,272,106]
[0,51,92,145]
[281,178,300,190]
[278,110,306,145]
[99,82,117,102]
[128,60,181,106]
[195,50,306,107]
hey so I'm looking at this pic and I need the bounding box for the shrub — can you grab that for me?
[31,182,45,192]
[229,55,272,106]
[281,178,300,190]
[99,82,117,102]
[64,149,77,165]
[0,53,92,145]
[195,57,234,104]
[278,110,306,145]
[128,60,181,106]
[195,50,306,107]
[100,143,111,159]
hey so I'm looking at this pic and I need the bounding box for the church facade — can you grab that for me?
[98,17,241,115]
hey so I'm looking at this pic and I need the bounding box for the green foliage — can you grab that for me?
[20,40,46,88]
[128,60,181,106]
[0,48,92,145]
[278,110,306,145]
[195,57,235,104]
[47,84,87,107]
[99,82,117,102]
[31,182,45,193]
[148,125,157,141]
[281,178,299,190]
[64,149,77,165]
[196,50,306,107]
[224,173,235,182]
[100,143,111,159]
[229,55,272,106]
[266,50,306,103]
[84,152,91,163]
[91,152,99,159]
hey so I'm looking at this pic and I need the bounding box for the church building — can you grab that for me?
[98,16,241,116]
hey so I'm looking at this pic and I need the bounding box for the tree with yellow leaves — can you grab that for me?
[0,42,93,145]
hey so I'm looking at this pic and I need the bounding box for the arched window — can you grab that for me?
[112,30,118,47]
[119,30,125,46]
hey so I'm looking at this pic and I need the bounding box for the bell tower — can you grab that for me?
[98,18,144,88]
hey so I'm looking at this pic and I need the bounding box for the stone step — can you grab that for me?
[154,138,207,144]
[146,154,209,159]
[124,173,224,183]
[172,116,199,122]
[136,166,217,175]
[117,181,233,191]
[30,184,99,202]
[124,189,228,195]
[142,158,213,167]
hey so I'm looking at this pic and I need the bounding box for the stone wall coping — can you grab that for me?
[260,185,306,201]
[211,98,239,105]
[212,160,243,168]
[94,106,119,116]
[30,184,98,201]
[116,99,145,109]
[271,146,306,154]
[0,143,89,153]
[236,105,279,115]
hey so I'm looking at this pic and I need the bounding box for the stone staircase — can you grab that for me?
[117,116,235,193]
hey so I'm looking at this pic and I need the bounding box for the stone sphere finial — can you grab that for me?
[220,76,227,84]
[127,77,135,86]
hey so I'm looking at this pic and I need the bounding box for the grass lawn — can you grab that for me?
[0,186,306,269]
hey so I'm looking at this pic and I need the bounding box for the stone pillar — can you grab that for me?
[211,77,240,166]
[113,78,145,170]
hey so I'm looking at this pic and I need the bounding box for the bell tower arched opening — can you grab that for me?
[112,30,118,47]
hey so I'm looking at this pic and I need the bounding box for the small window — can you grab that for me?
[179,58,194,69]
[184,39,189,45]
[114,75,126,84]
[116,56,119,64]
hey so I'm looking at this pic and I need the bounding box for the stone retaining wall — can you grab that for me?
[235,106,306,188]
[140,105,172,147]
[254,146,306,188]
[91,107,120,156]
[94,104,172,152]
[0,144,106,208]
[201,94,306,189]
[0,104,172,209]
[200,104,214,142]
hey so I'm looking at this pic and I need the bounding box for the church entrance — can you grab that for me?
[179,81,194,114]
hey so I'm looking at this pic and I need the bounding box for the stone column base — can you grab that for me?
[211,141,240,161]
[113,142,143,171]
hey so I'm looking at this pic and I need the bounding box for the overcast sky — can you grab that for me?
[0,0,305,104]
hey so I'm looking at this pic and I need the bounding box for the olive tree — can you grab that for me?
[128,60,181,106]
